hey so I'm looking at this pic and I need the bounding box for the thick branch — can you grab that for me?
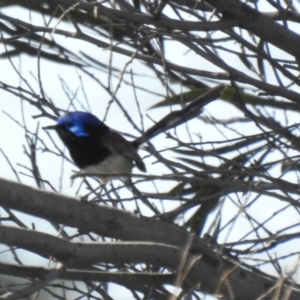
[0,262,174,285]
[47,0,235,32]
[0,178,300,300]
[206,0,300,59]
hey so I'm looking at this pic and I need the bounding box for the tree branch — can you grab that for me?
[0,178,300,300]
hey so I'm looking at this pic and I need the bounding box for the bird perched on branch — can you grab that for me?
[45,84,225,184]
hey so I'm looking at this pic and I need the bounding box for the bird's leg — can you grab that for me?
[70,170,82,186]
[125,177,160,215]
[75,177,85,198]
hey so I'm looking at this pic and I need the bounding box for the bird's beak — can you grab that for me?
[43,125,58,130]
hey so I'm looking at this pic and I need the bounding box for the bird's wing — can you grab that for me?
[101,131,146,172]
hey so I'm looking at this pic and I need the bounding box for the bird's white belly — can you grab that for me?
[83,154,133,181]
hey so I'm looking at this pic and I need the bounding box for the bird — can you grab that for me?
[45,111,146,184]
[44,84,226,184]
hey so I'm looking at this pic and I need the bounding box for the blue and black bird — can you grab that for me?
[45,111,145,184]
[45,85,225,184]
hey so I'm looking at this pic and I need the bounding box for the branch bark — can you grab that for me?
[0,178,300,300]
[205,0,300,59]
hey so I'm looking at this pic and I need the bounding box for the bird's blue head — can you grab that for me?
[53,111,108,137]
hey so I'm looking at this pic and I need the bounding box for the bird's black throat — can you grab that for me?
[56,129,111,169]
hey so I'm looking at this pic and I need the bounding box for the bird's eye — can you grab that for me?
[66,121,74,128]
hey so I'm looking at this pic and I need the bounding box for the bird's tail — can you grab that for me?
[133,84,226,147]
